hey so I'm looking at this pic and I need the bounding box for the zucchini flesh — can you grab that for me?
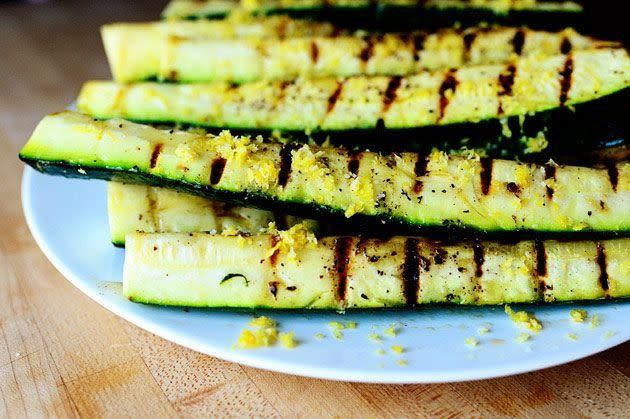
[108,182,316,246]
[19,112,630,234]
[124,232,629,309]
[102,25,612,84]
[101,17,344,83]
[78,48,630,136]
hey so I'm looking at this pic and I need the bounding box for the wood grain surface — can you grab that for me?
[0,1,628,417]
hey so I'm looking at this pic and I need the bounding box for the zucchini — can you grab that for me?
[102,16,343,83]
[108,182,316,246]
[161,0,584,31]
[102,24,612,84]
[124,232,630,309]
[20,112,630,234]
[78,48,630,148]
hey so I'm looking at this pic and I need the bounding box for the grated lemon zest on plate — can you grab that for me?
[570,309,588,323]
[504,305,543,332]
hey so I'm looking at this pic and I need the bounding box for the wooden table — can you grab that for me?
[1,1,628,416]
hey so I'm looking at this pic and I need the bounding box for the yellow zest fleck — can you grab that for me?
[397,359,408,367]
[505,305,543,333]
[384,325,397,337]
[376,349,386,356]
[520,131,549,154]
[567,333,578,341]
[516,333,531,343]
[570,309,588,323]
[391,345,405,355]
[345,321,357,330]
[249,316,276,329]
[221,226,241,236]
[344,174,375,218]
[602,330,616,340]
[465,337,479,348]
[279,332,298,349]
[328,321,345,340]
[589,314,601,329]
[264,222,317,263]
[315,332,325,341]
[368,333,383,344]
[477,326,491,335]
[234,326,278,349]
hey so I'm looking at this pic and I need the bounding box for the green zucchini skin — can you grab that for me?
[77,48,630,152]
[108,182,317,246]
[123,232,629,309]
[19,112,630,235]
[161,0,585,31]
[102,24,609,84]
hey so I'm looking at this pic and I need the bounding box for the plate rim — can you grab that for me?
[21,166,630,384]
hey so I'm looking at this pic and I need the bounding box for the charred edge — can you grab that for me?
[277,18,288,39]
[463,32,477,62]
[382,76,402,114]
[480,157,493,195]
[558,54,574,107]
[402,238,421,308]
[310,41,319,63]
[438,70,458,122]
[326,81,344,114]
[331,25,342,37]
[273,212,288,231]
[605,161,619,192]
[149,143,163,169]
[209,157,227,185]
[560,37,572,55]
[533,240,547,300]
[347,150,362,176]
[543,162,556,200]
[269,235,280,267]
[497,64,517,115]
[277,143,300,188]
[411,32,426,61]
[334,237,353,304]
[512,29,525,55]
[506,182,521,196]
[596,242,610,295]
[413,153,428,194]
[355,237,369,255]
[472,239,484,278]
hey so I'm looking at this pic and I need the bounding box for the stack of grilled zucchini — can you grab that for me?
[20,1,629,310]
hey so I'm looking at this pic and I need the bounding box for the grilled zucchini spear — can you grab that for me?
[162,0,584,31]
[103,23,611,84]
[78,48,630,148]
[20,112,629,234]
[124,232,630,309]
[108,182,316,246]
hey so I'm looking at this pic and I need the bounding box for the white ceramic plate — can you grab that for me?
[22,167,629,383]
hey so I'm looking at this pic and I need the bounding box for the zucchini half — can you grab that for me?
[124,232,629,309]
[20,112,629,234]
[161,0,584,31]
[102,24,612,84]
[108,182,316,246]
[101,16,344,83]
[78,48,630,149]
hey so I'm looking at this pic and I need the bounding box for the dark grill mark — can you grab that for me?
[560,37,572,55]
[558,55,573,106]
[147,187,158,231]
[359,35,379,63]
[209,157,227,185]
[596,242,610,295]
[512,29,525,55]
[413,153,429,194]
[277,143,300,188]
[472,239,484,278]
[150,144,163,169]
[268,281,279,299]
[277,80,292,103]
[310,41,319,63]
[348,150,362,176]
[534,240,547,301]
[497,64,517,115]
[402,238,421,307]
[382,76,402,114]
[463,32,477,62]
[543,162,556,199]
[326,81,344,114]
[605,161,619,191]
[334,237,353,303]
[411,32,426,61]
[506,182,521,195]
[273,212,288,231]
[438,70,458,122]
[269,235,280,267]
[480,157,493,195]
